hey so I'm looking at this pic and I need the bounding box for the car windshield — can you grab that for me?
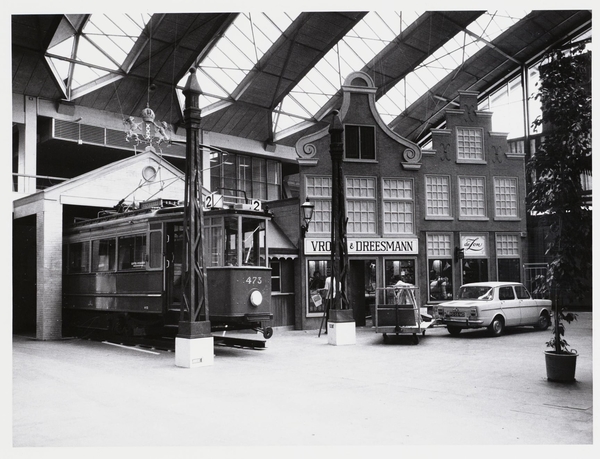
[457,286,494,300]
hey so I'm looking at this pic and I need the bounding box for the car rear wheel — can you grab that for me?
[488,316,505,336]
[447,326,462,336]
[535,312,550,331]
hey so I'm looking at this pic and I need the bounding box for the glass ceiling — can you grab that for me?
[274,11,529,134]
[44,10,568,143]
[46,14,152,96]
[183,10,529,137]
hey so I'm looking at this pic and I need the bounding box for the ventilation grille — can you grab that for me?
[52,119,185,156]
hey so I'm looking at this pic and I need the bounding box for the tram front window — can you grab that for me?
[220,215,267,267]
[242,218,266,266]
[224,217,238,266]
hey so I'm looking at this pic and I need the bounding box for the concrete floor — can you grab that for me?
[12,313,594,453]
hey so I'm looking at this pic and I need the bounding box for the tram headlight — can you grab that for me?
[250,290,263,307]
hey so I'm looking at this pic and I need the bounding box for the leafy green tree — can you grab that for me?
[526,43,591,353]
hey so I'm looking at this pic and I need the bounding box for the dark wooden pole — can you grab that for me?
[180,68,210,336]
[328,110,349,311]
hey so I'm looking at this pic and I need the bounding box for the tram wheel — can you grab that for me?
[263,327,273,339]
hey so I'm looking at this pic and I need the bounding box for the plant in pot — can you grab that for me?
[526,43,591,382]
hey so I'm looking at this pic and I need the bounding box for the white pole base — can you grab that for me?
[175,336,215,368]
[327,321,356,346]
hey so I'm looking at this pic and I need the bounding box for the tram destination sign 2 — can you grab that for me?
[304,238,418,255]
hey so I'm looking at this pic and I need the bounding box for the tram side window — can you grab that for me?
[68,241,90,273]
[148,231,162,269]
[118,235,147,270]
[92,238,116,272]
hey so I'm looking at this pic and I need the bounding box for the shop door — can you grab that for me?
[348,260,376,326]
[462,259,488,285]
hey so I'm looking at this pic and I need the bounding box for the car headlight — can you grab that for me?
[250,290,263,307]
[470,307,478,317]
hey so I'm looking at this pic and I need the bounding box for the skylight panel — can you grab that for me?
[467,11,529,42]
[46,13,151,93]
[193,12,300,110]
[273,12,424,136]
[376,11,529,123]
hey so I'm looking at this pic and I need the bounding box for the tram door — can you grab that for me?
[348,259,377,326]
[165,222,184,316]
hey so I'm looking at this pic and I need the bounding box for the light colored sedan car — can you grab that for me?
[437,282,552,336]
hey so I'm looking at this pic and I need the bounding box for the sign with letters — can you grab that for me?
[304,237,418,255]
[460,233,488,257]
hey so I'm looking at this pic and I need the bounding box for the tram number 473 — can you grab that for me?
[245,277,263,284]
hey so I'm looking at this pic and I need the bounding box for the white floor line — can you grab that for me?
[102,341,160,355]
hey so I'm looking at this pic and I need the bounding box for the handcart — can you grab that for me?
[374,284,433,344]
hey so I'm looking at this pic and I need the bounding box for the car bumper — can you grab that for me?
[441,318,485,328]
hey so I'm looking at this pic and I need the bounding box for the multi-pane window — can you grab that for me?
[427,233,452,258]
[345,125,375,160]
[425,175,451,218]
[459,176,486,218]
[496,233,521,282]
[306,176,332,234]
[238,155,252,198]
[494,177,518,218]
[382,178,413,234]
[346,177,377,234]
[211,152,281,201]
[496,233,520,257]
[457,127,484,161]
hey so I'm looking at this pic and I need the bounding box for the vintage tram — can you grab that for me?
[62,196,274,340]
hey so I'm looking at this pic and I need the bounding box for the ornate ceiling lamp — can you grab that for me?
[124,104,172,154]
[123,18,172,155]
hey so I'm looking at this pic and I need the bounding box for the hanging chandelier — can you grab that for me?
[124,104,172,154]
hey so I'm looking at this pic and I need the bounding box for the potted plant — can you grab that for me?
[526,43,591,382]
[544,306,578,382]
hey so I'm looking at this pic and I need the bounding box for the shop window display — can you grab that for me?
[428,258,453,301]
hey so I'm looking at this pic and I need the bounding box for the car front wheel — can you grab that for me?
[487,316,505,336]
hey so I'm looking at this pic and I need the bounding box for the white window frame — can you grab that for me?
[456,126,485,163]
[496,233,521,258]
[427,233,453,258]
[496,232,522,282]
[458,176,488,220]
[493,176,519,220]
[346,176,377,235]
[425,175,452,220]
[382,178,414,235]
[305,175,332,235]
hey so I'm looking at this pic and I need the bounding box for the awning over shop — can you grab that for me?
[268,220,298,259]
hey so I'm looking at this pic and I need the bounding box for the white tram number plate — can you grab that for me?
[245,277,263,285]
[204,193,223,209]
[251,199,262,211]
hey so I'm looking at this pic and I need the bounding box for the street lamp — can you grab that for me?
[300,197,315,237]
